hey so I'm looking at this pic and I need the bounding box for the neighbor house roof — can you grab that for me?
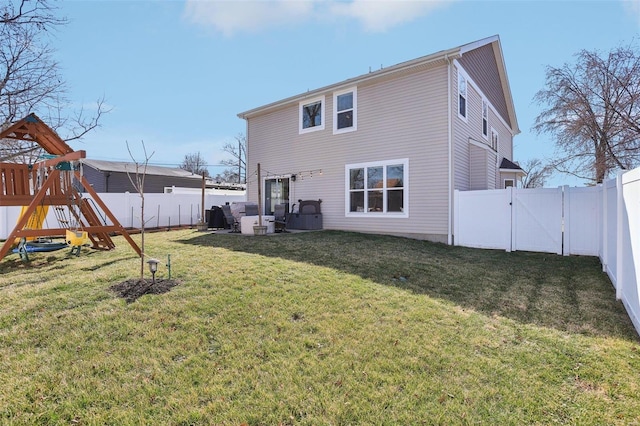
[238,35,519,135]
[499,158,527,175]
[82,159,203,179]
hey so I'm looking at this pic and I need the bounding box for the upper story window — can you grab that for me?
[299,96,325,134]
[491,127,499,151]
[334,87,357,134]
[458,72,467,120]
[346,158,408,217]
[482,99,489,139]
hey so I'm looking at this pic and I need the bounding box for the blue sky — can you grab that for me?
[55,0,639,186]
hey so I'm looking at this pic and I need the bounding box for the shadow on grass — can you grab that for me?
[0,252,71,275]
[178,230,638,342]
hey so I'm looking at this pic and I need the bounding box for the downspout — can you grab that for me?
[446,54,453,245]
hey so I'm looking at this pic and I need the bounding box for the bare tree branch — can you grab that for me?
[217,133,246,183]
[1,0,108,164]
[520,158,553,188]
[533,42,640,183]
[126,140,155,282]
[179,151,209,177]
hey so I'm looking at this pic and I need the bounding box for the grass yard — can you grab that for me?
[0,229,638,425]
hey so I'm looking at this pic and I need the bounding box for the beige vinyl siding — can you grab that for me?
[469,144,487,190]
[468,144,498,190]
[247,64,450,241]
[457,43,511,129]
[453,61,516,192]
[453,65,488,191]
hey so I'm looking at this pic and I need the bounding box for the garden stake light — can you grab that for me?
[147,258,159,283]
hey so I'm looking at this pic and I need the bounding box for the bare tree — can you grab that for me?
[179,151,209,177]
[533,42,640,183]
[0,0,65,29]
[126,141,154,282]
[214,168,240,184]
[0,0,108,164]
[520,158,553,188]
[218,133,246,183]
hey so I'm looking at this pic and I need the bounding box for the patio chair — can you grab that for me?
[274,203,289,233]
[244,204,259,216]
[221,204,240,233]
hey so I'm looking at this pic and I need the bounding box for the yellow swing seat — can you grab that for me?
[66,229,89,247]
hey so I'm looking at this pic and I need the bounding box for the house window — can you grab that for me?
[334,87,357,134]
[504,179,515,188]
[299,96,325,134]
[346,159,408,216]
[491,128,499,151]
[458,72,467,120]
[482,99,488,139]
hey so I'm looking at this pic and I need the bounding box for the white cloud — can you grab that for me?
[328,0,448,33]
[183,0,316,37]
[623,0,640,26]
[183,0,453,36]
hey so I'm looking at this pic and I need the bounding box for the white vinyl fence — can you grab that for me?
[0,191,246,240]
[454,169,640,335]
[455,185,600,255]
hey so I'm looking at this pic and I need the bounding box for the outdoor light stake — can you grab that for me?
[147,258,159,284]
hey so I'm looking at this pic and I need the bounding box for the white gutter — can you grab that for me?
[447,54,453,246]
[238,47,462,120]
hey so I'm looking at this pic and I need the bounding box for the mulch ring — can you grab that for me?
[110,278,180,303]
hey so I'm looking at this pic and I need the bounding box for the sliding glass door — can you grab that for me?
[264,177,290,215]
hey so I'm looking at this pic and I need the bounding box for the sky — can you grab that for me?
[53,0,640,186]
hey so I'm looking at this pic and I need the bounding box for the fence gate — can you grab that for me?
[511,187,563,255]
[455,186,600,255]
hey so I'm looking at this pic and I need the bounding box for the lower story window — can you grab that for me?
[346,159,408,216]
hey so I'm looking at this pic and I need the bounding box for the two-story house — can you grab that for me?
[238,35,523,243]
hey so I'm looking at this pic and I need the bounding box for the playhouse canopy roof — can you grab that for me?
[0,113,74,157]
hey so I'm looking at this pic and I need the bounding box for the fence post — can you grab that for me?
[563,185,570,256]
[508,186,514,253]
[615,171,624,300]
[602,180,608,272]
[453,190,459,246]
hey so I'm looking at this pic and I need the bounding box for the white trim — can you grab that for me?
[503,178,515,188]
[469,137,492,151]
[333,87,357,134]
[345,158,409,218]
[499,168,526,176]
[459,34,500,55]
[299,96,325,134]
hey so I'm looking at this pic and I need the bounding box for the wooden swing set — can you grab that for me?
[0,113,141,261]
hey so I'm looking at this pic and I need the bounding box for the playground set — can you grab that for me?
[0,114,141,261]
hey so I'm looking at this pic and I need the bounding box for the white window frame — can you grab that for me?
[490,127,499,151]
[504,179,515,188]
[482,99,489,139]
[458,71,468,122]
[345,158,409,218]
[299,95,325,134]
[333,87,357,134]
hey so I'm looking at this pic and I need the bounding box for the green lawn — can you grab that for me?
[0,229,638,425]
